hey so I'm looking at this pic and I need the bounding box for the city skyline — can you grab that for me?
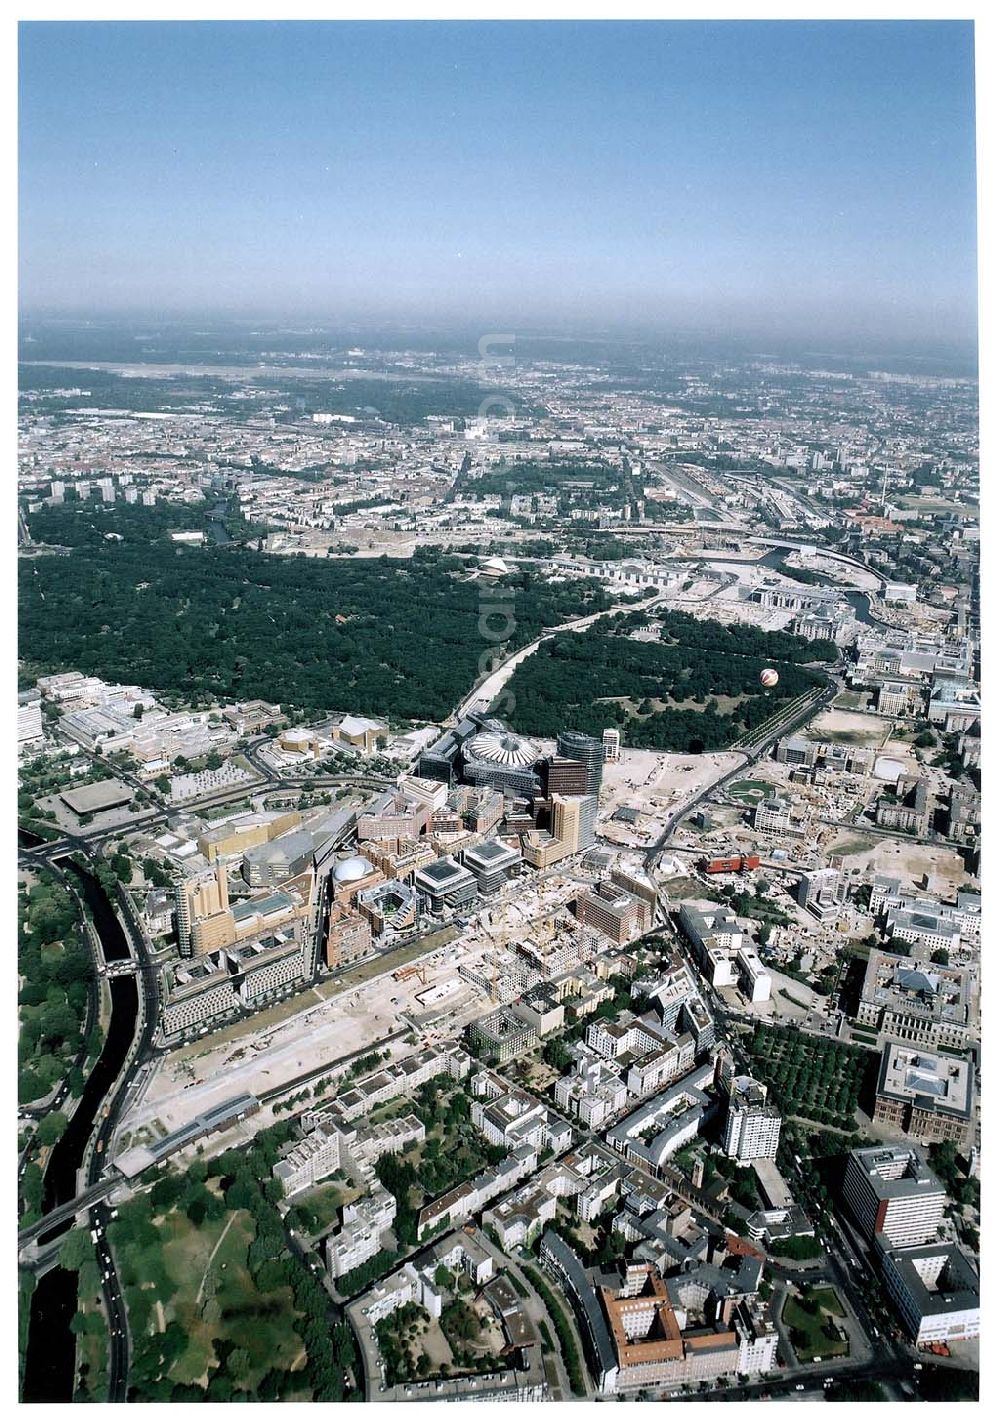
[19,19,978,350]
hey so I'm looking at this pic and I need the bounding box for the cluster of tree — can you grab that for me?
[374,1151,421,1248]
[142,857,172,889]
[20,507,613,721]
[19,363,248,416]
[710,1156,761,1211]
[769,1232,822,1261]
[927,1141,979,1210]
[502,619,830,751]
[18,874,92,1106]
[375,1302,431,1385]
[465,458,626,506]
[547,1205,629,1271]
[408,1079,506,1199]
[713,882,791,932]
[658,607,838,664]
[262,374,511,426]
[748,1023,876,1133]
[342,1047,391,1083]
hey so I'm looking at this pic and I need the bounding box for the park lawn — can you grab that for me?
[781,1293,850,1362]
[158,1209,250,1386]
[158,1208,304,1390]
[810,1287,846,1318]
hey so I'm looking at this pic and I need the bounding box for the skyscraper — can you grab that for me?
[557,730,604,798]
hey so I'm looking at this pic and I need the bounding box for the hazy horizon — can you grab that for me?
[20,20,978,351]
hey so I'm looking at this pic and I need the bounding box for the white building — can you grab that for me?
[18,699,44,750]
[555,1058,629,1130]
[736,945,772,1004]
[326,1184,396,1279]
[723,1077,781,1164]
[878,1241,979,1344]
[753,797,790,835]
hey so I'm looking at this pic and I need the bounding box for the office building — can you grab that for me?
[243,828,316,887]
[461,721,543,796]
[413,856,478,913]
[557,730,604,797]
[468,1008,537,1064]
[356,790,430,845]
[575,882,652,946]
[544,756,590,797]
[355,879,419,936]
[753,797,790,835]
[872,1044,974,1146]
[325,905,372,969]
[857,951,970,1051]
[877,1240,979,1344]
[462,839,521,894]
[842,1145,947,1248]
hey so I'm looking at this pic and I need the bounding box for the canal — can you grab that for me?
[21,861,139,1403]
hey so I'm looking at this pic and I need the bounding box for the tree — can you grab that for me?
[186,1196,208,1226]
[37,1111,68,1146]
[59,1228,94,1272]
[206,751,224,771]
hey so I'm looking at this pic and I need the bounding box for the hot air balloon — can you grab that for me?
[759,667,779,688]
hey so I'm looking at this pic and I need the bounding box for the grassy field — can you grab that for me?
[781,1289,850,1363]
[166,1209,304,1389]
[287,1180,358,1237]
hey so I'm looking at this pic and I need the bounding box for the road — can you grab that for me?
[89,1201,130,1401]
[448,586,674,726]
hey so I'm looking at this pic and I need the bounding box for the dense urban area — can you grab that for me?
[18,320,980,1404]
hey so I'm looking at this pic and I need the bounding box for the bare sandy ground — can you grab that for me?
[805,708,892,745]
[829,835,972,896]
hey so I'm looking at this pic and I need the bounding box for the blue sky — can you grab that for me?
[19,20,978,345]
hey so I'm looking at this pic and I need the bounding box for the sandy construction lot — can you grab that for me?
[829,834,972,896]
[805,708,891,746]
